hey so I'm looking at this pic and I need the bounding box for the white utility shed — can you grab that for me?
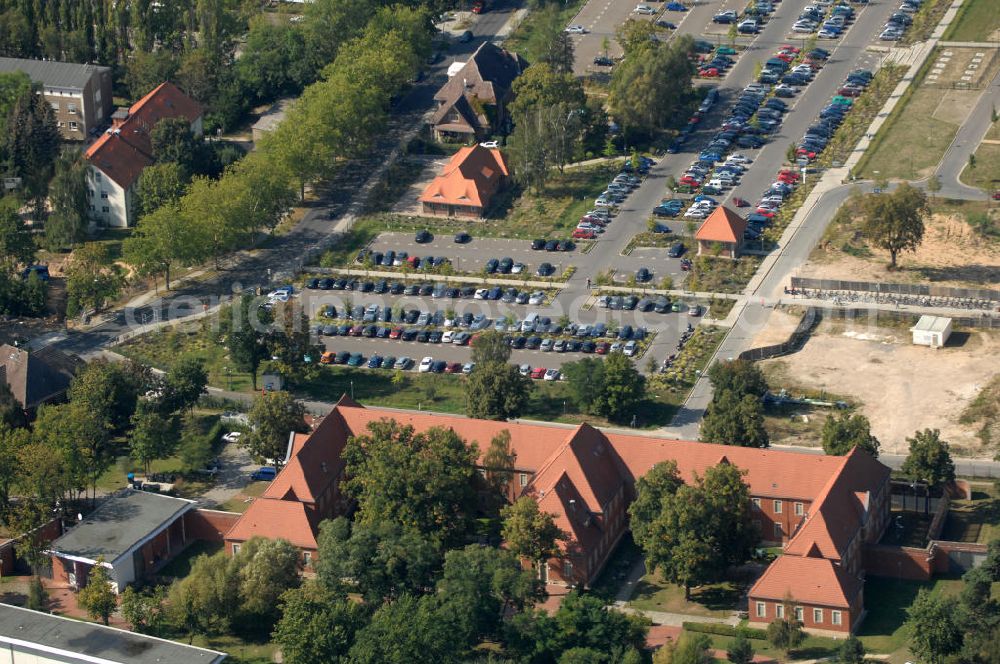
[910,315,952,348]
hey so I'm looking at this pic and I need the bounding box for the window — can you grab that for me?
[232,543,241,555]
[69,121,78,131]
[773,500,783,513]
[303,551,312,566]
[100,191,108,199]
[67,103,77,115]
[94,89,102,104]
[562,560,573,579]
[794,607,804,622]
[776,604,784,619]
[832,610,842,626]
[101,205,109,213]
[50,101,60,111]
[95,172,101,179]
[756,602,766,618]
[813,608,823,623]
[519,473,528,487]
[752,497,761,509]
[89,204,95,211]
[795,502,804,516]
[774,523,783,538]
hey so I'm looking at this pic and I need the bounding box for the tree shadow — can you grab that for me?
[791,645,838,659]
[914,264,1000,285]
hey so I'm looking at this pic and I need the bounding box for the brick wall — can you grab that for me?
[748,599,854,634]
[863,543,933,580]
[185,509,241,541]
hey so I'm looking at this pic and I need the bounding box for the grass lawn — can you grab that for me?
[685,255,762,294]
[503,0,589,59]
[763,403,827,448]
[962,141,1000,192]
[629,576,744,618]
[215,480,270,513]
[860,84,962,180]
[941,494,1000,543]
[855,575,967,653]
[186,634,277,664]
[157,540,223,579]
[943,0,1000,41]
[697,631,841,661]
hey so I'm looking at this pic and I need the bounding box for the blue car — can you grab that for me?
[251,467,277,482]
[665,1,687,10]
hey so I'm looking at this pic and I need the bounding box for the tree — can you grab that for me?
[905,589,964,664]
[552,592,648,656]
[727,632,755,664]
[561,648,606,664]
[134,162,190,218]
[838,636,865,664]
[130,403,177,474]
[123,201,204,291]
[64,243,125,318]
[507,108,551,191]
[120,585,167,635]
[315,517,441,603]
[0,423,27,514]
[700,389,769,448]
[68,359,142,432]
[707,360,768,398]
[861,182,928,269]
[348,593,469,664]
[562,357,607,415]
[926,174,942,199]
[821,412,881,457]
[151,117,206,176]
[44,151,89,251]
[168,550,239,637]
[0,197,36,272]
[594,352,645,423]
[901,428,956,488]
[728,21,738,47]
[266,300,322,382]
[343,420,479,546]
[273,581,368,664]
[228,296,267,388]
[482,429,517,499]
[3,88,60,207]
[501,497,563,571]
[178,412,218,472]
[77,557,116,625]
[766,614,804,655]
[235,536,302,628]
[32,400,112,503]
[608,34,696,135]
[466,360,532,420]
[125,50,180,100]
[160,356,208,414]
[471,330,512,365]
[665,633,713,664]
[629,463,758,599]
[522,6,575,74]
[244,391,307,468]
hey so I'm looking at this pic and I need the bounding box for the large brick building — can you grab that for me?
[224,398,891,635]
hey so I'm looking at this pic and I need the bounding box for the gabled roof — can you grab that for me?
[0,57,109,91]
[262,409,350,504]
[430,91,485,134]
[0,344,81,410]
[695,206,747,244]
[535,470,604,558]
[528,424,626,515]
[434,42,525,106]
[85,82,202,189]
[748,555,862,608]
[784,448,891,560]
[419,145,508,208]
[225,498,318,550]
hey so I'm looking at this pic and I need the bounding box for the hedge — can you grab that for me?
[682,622,768,641]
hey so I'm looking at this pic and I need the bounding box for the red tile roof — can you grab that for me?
[748,555,862,608]
[225,498,318,550]
[263,409,350,504]
[419,145,508,209]
[85,82,202,189]
[695,206,747,244]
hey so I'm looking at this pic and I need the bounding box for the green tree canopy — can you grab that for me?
[901,428,955,487]
[501,496,563,565]
[700,390,769,448]
[608,33,696,136]
[343,419,479,546]
[272,580,368,664]
[766,615,805,655]
[235,536,302,627]
[861,183,928,269]
[821,412,881,457]
[905,589,964,664]
[64,243,125,318]
[708,360,769,398]
[465,360,532,420]
[561,357,607,414]
[595,351,646,423]
[44,151,89,251]
[77,556,116,625]
[130,402,178,474]
[160,356,208,414]
[244,390,307,468]
[727,631,755,664]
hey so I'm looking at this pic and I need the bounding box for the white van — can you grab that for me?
[521,312,539,333]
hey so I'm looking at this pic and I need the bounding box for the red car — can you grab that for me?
[444,362,463,374]
[679,175,702,186]
[796,147,817,159]
[530,367,546,380]
[732,197,750,207]
[572,229,596,239]
[778,171,800,182]
[838,87,862,97]
[780,44,801,53]
[471,0,486,13]
[680,258,693,271]
[595,342,610,355]
[699,68,720,77]
[754,208,777,219]
[580,215,606,226]
[775,52,794,63]
[993,190,1000,200]
[688,113,702,124]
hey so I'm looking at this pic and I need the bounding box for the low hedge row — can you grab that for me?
[681,622,768,641]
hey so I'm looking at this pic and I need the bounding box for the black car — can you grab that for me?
[415,230,433,243]
[307,278,320,289]
[623,295,638,311]
[454,232,471,243]
[653,296,671,313]
[531,238,546,250]
[431,360,447,373]
[636,267,651,282]
[337,324,352,335]
[544,240,559,251]
[557,240,574,252]
[402,328,419,341]
[460,286,476,298]
[418,284,433,296]
[428,330,443,343]
[390,282,405,294]
[376,326,391,338]
[618,325,633,340]
[593,55,614,66]
[526,336,542,350]
[359,281,374,293]
[416,330,430,343]
[580,341,596,354]
[637,298,653,312]
[498,257,514,273]
[485,258,499,273]
[536,262,555,277]
[373,280,388,294]
[510,336,527,349]
[668,242,686,258]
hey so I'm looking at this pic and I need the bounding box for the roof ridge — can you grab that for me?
[525,424,588,493]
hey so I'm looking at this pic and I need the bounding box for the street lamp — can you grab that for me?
[350,380,355,400]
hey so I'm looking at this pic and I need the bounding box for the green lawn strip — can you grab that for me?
[695,631,840,661]
[684,255,762,294]
[855,576,966,653]
[157,540,223,579]
[942,0,1000,41]
[941,495,1000,543]
[503,0,589,58]
[215,480,271,514]
[629,576,742,618]
[962,142,1000,191]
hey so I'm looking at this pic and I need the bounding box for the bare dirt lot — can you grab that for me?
[759,318,1000,456]
[806,209,1000,288]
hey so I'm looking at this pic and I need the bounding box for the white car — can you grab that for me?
[684,208,707,218]
[634,4,656,14]
[817,29,839,39]
[792,23,816,33]
[419,357,434,373]
[222,431,242,444]
[518,364,531,376]
[511,262,525,274]
[726,154,752,165]
[474,288,488,300]
[565,24,586,34]
[480,140,499,148]
[267,290,289,302]
[544,369,561,381]
[442,331,455,343]
[528,291,546,305]
[462,362,475,374]
[624,340,638,357]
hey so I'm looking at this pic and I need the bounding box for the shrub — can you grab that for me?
[681,622,768,640]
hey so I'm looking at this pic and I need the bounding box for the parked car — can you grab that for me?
[251,467,277,481]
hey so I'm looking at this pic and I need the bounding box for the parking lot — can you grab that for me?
[366,232,577,277]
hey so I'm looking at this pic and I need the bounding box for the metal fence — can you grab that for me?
[821,306,1000,329]
[737,307,821,361]
[790,277,1000,301]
